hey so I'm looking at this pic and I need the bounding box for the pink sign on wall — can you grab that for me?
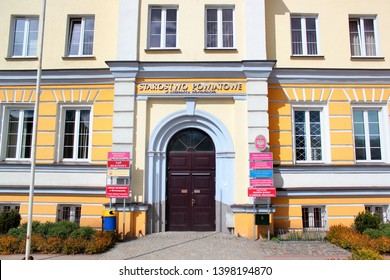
[250,152,273,161]
[250,178,274,187]
[108,152,130,160]
[250,161,273,169]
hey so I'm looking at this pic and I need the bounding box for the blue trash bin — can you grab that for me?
[102,210,117,230]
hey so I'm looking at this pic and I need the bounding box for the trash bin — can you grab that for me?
[102,210,117,230]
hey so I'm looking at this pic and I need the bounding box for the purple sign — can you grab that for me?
[250,178,274,187]
[250,161,273,169]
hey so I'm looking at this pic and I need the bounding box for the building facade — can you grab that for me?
[266,0,390,232]
[0,0,389,239]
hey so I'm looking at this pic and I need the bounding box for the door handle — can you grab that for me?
[192,199,196,206]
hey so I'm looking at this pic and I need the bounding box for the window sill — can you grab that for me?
[290,55,325,59]
[204,48,238,52]
[144,48,181,53]
[62,55,96,60]
[350,56,385,60]
[5,56,38,61]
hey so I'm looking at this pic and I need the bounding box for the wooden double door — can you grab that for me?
[166,129,216,231]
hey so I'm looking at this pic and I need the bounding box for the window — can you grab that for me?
[206,7,234,48]
[67,17,94,56]
[57,205,81,224]
[365,205,388,223]
[294,110,322,162]
[353,109,382,161]
[349,17,377,57]
[11,17,39,57]
[5,109,34,159]
[0,204,20,213]
[62,109,91,160]
[148,7,177,48]
[302,206,325,228]
[291,16,318,55]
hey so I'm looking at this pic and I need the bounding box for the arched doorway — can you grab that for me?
[166,128,216,231]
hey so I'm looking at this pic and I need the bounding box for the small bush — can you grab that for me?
[70,227,95,240]
[354,211,381,233]
[85,230,118,254]
[62,237,87,254]
[46,221,80,239]
[8,221,42,239]
[0,210,21,234]
[380,224,390,239]
[350,248,384,260]
[363,228,385,239]
[0,235,20,254]
[44,237,64,254]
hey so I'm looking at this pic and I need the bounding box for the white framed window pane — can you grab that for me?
[206,9,218,47]
[68,19,82,55]
[77,110,90,159]
[6,110,20,158]
[349,20,361,56]
[63,110,76,158]
[21,110,34,158]
[309,111,322,161]
[27,19,39,56]
[83,18,94,55]
[291,18,303,55]
[353,109,382,161]
[305,18,317,55]
[6,109,34,159]
[294,111,306,160]
[222,9,233,47]
[165,9,177,48]
[150,9,162,48]
[363,19,376,56]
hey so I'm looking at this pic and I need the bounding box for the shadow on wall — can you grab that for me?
[265,0,290,61]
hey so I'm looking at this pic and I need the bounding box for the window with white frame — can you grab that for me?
[353,109,382,161]
[302,206,326,228]
[4,109,34,159]
[294,109,323,162]
[57,204,81,224]
[206,7,234,48]
[62,108,91,161]
[291,16,319,55]
[148,7,177,49]
[11,17,39,57]
[349,17,378,57]
[365,205,388,223]
[67,17,95,56]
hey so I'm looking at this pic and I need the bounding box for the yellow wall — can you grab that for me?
[0,0,118,70]
[0,85,114,164]
[266,0,390,68]
[269,84,390,165]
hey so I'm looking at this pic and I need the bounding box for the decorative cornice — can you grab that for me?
[269,68,390,85]
[0,69,113,86]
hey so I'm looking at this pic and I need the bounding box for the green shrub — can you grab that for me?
[8,221,42,239]
[363,228,385,239]
[350,248,384,260]
[0,210,21,234]
[70,227,95,240]
[354,211,381,233]
[380,223,390,239]
[46,221,80,238]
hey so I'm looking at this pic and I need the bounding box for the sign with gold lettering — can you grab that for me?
[136,82,246,95]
